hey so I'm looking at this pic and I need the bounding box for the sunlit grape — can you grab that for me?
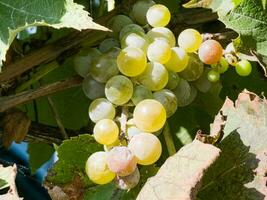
[146,4,171,27]
[198,39,223,65]
[147,39,171,64]
[178,29,202,53]
[147,27,176,47]
[165,47,189,72]
[121,33,150,52]
[235,59,252,76]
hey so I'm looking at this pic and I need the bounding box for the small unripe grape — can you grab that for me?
[133,99,166,132]
[235,59,252,76]
[217,57,229,73]
[85,151,115,184]
[178,29,202,53]
[93,119,119,145]
[146,4,171,27]
[198,39,223,64]
[128,133,162,165]
[147,40,171,64]
[165,47,189,72]
[107,146,137,176]
[115,168,140,190]
[207,70,220,82]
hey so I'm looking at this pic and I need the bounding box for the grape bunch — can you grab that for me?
[72,0,253,189]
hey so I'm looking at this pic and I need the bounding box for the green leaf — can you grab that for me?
[0,178,8,190]
[262,0,266,9]
[0,0,108,68]
[28,142,54,174]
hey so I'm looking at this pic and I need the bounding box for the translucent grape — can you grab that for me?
[235,59,252,76]
[105,75,133,105]
[85,151,115,184]
[89,98,116,123]
[147,40,171,64]
[119,24,145,41]
[82,76,105,100]
[121,33,149,52]
[117,47,147,77]
[128,133,162,165]
[207,70,220,82]
[146,4,171,27]
[178,29,202,53]
[115,168,140,190]
[198,39,223,65]
[90,54,119,83]
[94,119,119,145]
[99,38,120,53]
[131,0,155,25]
[107,146,137,176]
[179,54,204,81]
[73,48,101,77]
[153,89,177,117]
[166,71,180,90]
[147,27,176,47]
[165,47,189,72]
[107,15,133,38]
[133,99,166,132]
[137,62,168,91]
[131,85,153,105]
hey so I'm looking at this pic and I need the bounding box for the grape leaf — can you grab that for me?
[0,0,108,69]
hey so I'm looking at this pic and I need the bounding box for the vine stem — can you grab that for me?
[163,122,176,156]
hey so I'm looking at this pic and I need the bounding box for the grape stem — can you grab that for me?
[119,106,128,142]
[163,122,176,156]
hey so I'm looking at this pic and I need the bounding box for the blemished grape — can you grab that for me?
[131,85,153,105]
[153,89,177,117]
[73,48,101,77]
[107,15,133,38]
[90,54,119,83]
[137,62,169,91]
[107,146,137,176]
[121,33,149,52]
[82,75,105,100]
[147,27,176,47]
[99,38,120,53]
[166,71,180,90]
[105,75,133,105]
[93,119,119,145]
[89,98,116,123]
[133,99,166,132]
[198,39,223,65]
[207,70,220,82]
[131,0,155,25]
[128,133,162,165]
[146,4,171,27]
[172,78,191,107]
[147,39,171,64]
[217,57,229,74]
[179,53,204,81]
[178,29,202,53]
[235,59,252,76]
[119,24,145,41]
[85,151,115,184]
[117,47,147,77]
[165,47,189,72]
[115,168,140,190]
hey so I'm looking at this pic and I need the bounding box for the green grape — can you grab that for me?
[172,78,191,107]
[198,39,223,65]
[105,75,133,105]
[90,54,119,83]
[165,47,189,72]
[115,168,140,190]
[187,85,198,105]
[146,4,171,27]
[117,47,147,77]
[82,75,105,100]
[105,47,121,58]
[119,24,145,41]
[128,133,162,165]
[147,27,176,47]
[73,48,101,77]
[235,59,252,76]
[147,39,171,64]
[121,33,150,52]
[166,71,180,90]
[193,69,212,93]
[89,98,116,123]
[107,15,134,38]
[216,57,229,74]
[153,89,177,117]
[178,29,202,53]
[99,38,120,53]
[179,53,204,81]
[93,119,119,145]
[107,146,137,176]
[133,99,166,132]
[85,152,115,184]
[137,62,168,91]
[131,0,155,25]
[131,85,153,105]
[207,70,220,82]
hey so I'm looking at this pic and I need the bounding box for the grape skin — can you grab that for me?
[146,4,171,27]
[131,85,153,105]
[82,76,105,100]
[147,27,176,47]
[235,59,252,76]
[198,39,223,65]
[131,0,155,25]
[207,70,220,82]
[99,38,120,53]
[178,29,202,53]
[165,47,189,72]
[166,71,180,90]
[121,33,150,52]
[147,39,171,64]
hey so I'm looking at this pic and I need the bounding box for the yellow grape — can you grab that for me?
[147,39,171,64]
[165,47,189,72]
[178,29,202,53]
[146,4,171,27]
